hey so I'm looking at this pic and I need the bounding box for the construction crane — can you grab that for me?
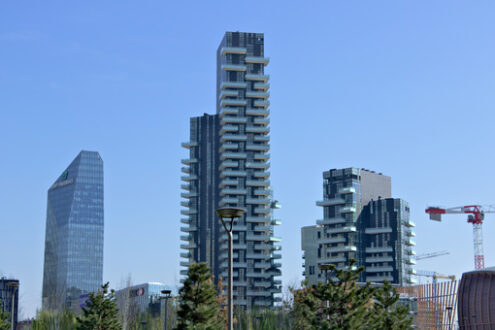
[416,250,450,261]
[426,205,495,270]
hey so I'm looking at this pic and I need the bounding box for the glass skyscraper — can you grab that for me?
[181,32,282,308]
[42,150,104,310]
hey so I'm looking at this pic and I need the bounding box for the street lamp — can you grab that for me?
[159,290,172,330]
[216,207,245,330]
[6,282,19,330]
[318,264,332,284]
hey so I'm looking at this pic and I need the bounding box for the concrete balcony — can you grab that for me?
[220,116,247,125]
[180,243,197,249]
[246,198,270,204]
[319,237,346,244]
[246,125,269,134]
[404,220,416,227]
[245,74,269,82]
[219,197,238,205]
[220,47,247,55]
[271,220,282,226]
[219,125,238,135]
[253,82,270,90]
[365,246,393,253]
[220,170,246,178]
[254,171,270,179]
[316,198,345,206]
[247,290,271,297]
[180,201,190,207]
[325,226,356,234]
[366,256,393,263]
[181,158,198,165]
[253,189,270,196]
[180,184,191,191]
[339,187,356,194]
[246,179,270,187]
[273,253,282,259]
[219,243,247,250]
[181,191,198,199]
[180,209,198,216]
[246,253,270,259]
[367,275,394,282]
[221,64,247,71]
[405,258,416,265]
[254,117,270,126]
[405,248,416,255]
[245,56,270,65]
[246,144,269,152]
[219,160,238,170]
[246,91,269,99]
[254,153,270,161]
[366,266,393,273]
[181,141,198,149]
[181,226,197,232]
[319,257,347,264]
[232,225,247,231]
[246,216,269,223]
[219,179,237,187]
[180,218,191,224]
[219,143,239,153]
[219,90,239,100]
[220,188,247,195]
[317,217,346,225]
[329,246,357,253]
[254,135,269,142]
[181,175,198,182]
[181,166,190,174]
[254,207,271,214]
[220,81,248,89]
[180,252,191,258]
[220,99,247,107]
[405,239,416,246]
[341,206,357,213]
[219,108,239,116]
[246,161,269,169]
[180,234,192,241]
[220,134,247,142]
[220,152,247,160]
[365,227,393,234]
[254,100,270,109]
[405,230,416,237]
[246,272,271,278]
[270,236,282,243]
[246,108,269,117]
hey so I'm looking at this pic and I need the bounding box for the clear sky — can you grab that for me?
[2,1,495,318]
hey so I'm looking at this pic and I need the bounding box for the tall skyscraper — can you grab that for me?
[181,32,282,308]
[302,168,416,286]
[42,150,104,310]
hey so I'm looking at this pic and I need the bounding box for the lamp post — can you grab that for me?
[6,282,19,330]
[159,289,172,330]
[216,207,245,330]
[318,264,331,284]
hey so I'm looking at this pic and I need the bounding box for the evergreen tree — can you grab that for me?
[0,307,10,330]
[76,282,121,330]
[175,263,223,330]
[290,260,412,329]
[32,309,76,330]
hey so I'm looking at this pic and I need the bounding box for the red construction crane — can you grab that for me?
[426,205,495,270]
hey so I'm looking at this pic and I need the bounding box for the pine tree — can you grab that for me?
[0,307,10,330]
[76,282,121,330]
[290,260,412,329]
[175,263,224,330]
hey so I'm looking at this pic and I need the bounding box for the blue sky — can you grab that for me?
[2,1,495,317]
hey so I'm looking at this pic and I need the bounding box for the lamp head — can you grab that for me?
[216,207,245,218]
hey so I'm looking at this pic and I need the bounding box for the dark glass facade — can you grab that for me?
[0,278,19,329]
[458,267,495,328]
[42,150,104,310]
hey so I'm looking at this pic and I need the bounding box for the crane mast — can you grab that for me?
[426,205,495,270]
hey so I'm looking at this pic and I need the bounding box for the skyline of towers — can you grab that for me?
[302,168,416,286]
[42,150,104,310]
[181,31,282,308]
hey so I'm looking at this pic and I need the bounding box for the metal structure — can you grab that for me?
[216,207,245,330]
[415,251,450,261]
[159,290,172,330]
[416,270,455,285]
[426,205,495,270]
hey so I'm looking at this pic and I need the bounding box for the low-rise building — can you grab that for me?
[0,278,19,330]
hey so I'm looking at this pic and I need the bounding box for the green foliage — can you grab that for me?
[32,309,76,330]
[76,282,121,330]
[0,307,10,330]
[233,307,291,330]
[175,262,223,330]
[290,260,413,330]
